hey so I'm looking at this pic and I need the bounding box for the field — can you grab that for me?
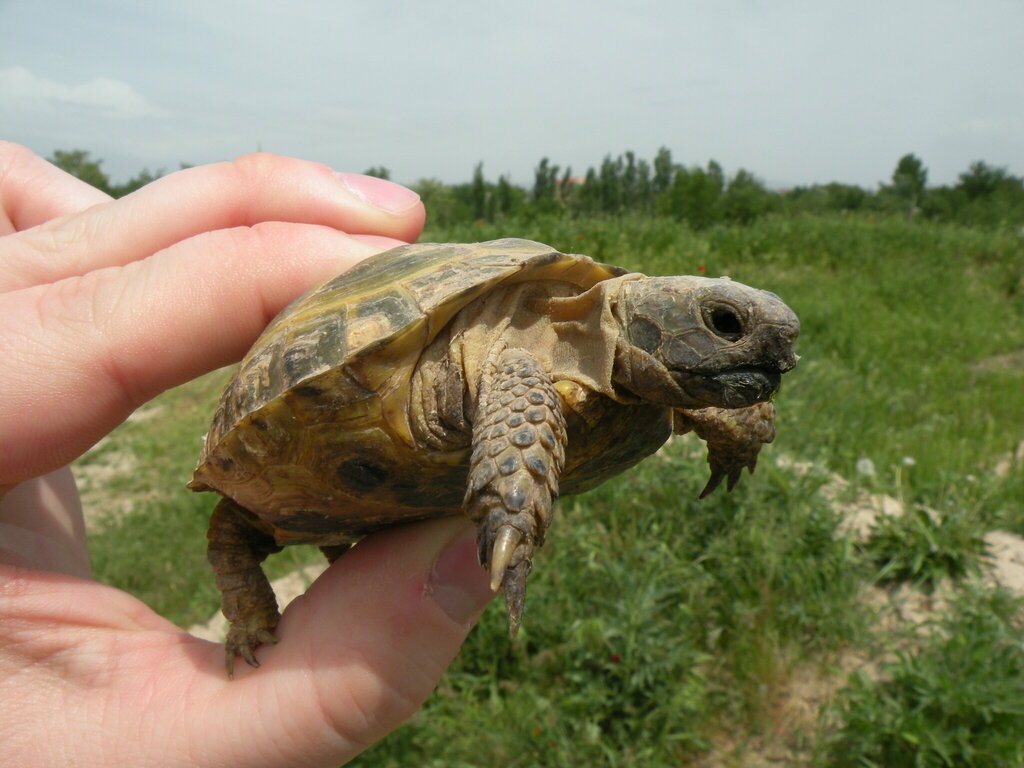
[77,214,1024,766]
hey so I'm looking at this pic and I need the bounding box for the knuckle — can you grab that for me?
[229,151,300,181]
[12,212,106,287]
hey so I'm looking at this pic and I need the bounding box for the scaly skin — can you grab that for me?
[464,347,566,636]
[674,402,777,498]
[206,498,283,677]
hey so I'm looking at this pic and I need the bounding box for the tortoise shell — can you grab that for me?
[191,238,630,542]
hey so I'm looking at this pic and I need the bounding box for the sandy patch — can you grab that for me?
[73,448,146,525]
[971,349,1024,373]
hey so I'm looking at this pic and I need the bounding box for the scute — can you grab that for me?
[192,239,630,507]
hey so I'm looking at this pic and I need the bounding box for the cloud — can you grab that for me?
[0,66,169,119]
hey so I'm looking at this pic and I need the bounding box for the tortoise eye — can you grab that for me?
[709,308,743,341]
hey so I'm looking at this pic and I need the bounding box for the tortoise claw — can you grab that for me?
[501,559,531,639]
[699,464,750,499]
[725,467,744,492]
[478,522,532,636]
[489,525,522,592]
[699,467,726,499]
[224,626,278,679]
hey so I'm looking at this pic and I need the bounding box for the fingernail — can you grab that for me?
[337,172,421,214]
[429,524,495,626]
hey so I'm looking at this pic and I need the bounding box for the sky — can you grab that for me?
[2,0,1022,190]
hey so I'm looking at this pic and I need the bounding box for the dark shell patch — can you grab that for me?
[336,458,388,492]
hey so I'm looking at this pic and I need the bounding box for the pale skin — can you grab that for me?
[0,142,495,767]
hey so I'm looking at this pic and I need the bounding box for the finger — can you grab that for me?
[0,141,112,235]
[198,517,494,767]
[0,224,402,485]
[0,152,424,293]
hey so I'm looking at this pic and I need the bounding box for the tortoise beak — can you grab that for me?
[764,327,799,375]
[704,366,782,408]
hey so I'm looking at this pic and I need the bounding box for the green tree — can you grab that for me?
[111,167,162,198]
[721,168,773,224]
[557,165,574,205]
[652,146,674,196]
[413,177,463,227]
[783,183,868,215]
[635,158,653,214]
[952,161,1024,226]
[363,166,391,180]
[622,150,638,209]
[49,149,113,195]
[575,167,601,214]
[659,161,724,228]
[890,153,928,217]
[598,154,624,213]
[495,174,521,216]
[470,162,487,220]
[532,157,560,210]
[957,160,1007,201]
[824,182,868,211]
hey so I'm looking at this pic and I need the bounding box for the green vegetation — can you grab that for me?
[48,148,168,198]
[415,148,1024,231]
[863,507,988,592]
[822,588,1024,768]
[73,195,1024,763]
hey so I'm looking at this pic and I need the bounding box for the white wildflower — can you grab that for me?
[855,457,876,477]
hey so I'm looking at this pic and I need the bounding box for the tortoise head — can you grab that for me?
[611,275,800,409]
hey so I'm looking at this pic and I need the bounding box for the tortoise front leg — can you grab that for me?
[207,497,283,677]
[465,347,566,637]
[674,401,776,498]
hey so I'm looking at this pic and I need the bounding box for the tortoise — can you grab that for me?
[189,238,800,674]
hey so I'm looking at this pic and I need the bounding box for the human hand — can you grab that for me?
[0,143,494,767]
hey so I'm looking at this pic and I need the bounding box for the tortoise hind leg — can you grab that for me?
[465,347,566,637]
[207,497,283,677]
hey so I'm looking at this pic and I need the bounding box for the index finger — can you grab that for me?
[1,153,424,293]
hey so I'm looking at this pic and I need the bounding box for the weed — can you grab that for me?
[863,507,988,591]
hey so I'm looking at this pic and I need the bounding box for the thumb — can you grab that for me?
[216,516,494,767]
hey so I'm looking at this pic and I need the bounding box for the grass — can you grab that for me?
[862,506,988,592]
[76,213,1024,765]
[820,587,1024,768]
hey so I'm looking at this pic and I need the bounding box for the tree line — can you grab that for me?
[49,147,1024,230]
[409,149,1024,229]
